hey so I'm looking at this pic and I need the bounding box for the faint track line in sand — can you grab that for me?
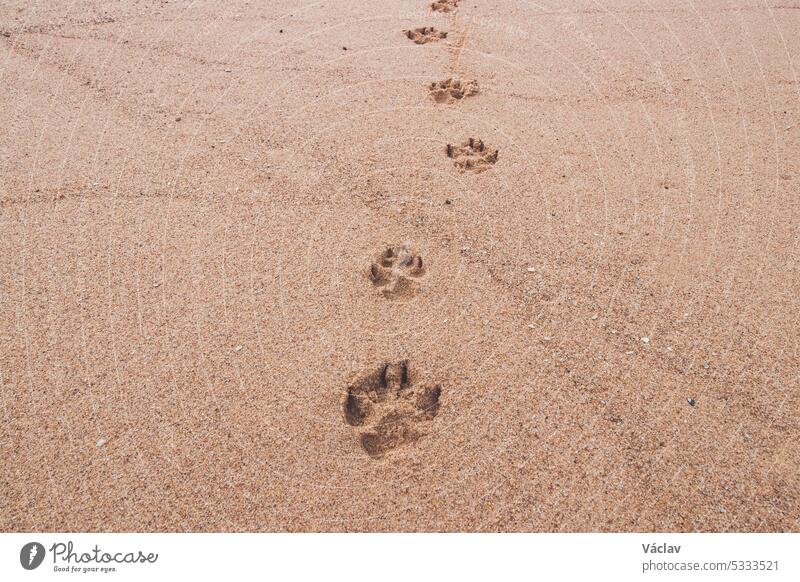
[446,9,472,76]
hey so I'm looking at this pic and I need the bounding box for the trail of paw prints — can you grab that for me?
[369,244,426,300]
[446,138,499,173]
[344,360,442,458]
[403,27,447,44]
[428,77,478,103]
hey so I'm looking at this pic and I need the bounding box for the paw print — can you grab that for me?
[343,360,442,458]
[369,244,426,300]
[431,0,459,13]
[429,77,479,104]
[446,138,499,173]
[403,27,447,45]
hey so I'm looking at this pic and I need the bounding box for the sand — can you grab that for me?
[0,0,798,532]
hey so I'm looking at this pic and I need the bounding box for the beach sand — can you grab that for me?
[1,0,798,531]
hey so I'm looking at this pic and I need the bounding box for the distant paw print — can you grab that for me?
[344,360,442,458]
[431,0,459,13]
[369,244,426,300]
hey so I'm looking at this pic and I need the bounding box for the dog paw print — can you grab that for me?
[404,27,447,44]
[446,138,499,173]
[429,77,479,104]
[344,360,442,458]
[431,0,459,13]
[369,244,426,300]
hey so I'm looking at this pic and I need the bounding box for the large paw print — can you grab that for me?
[344,361,442,458]
[369,244,426,300]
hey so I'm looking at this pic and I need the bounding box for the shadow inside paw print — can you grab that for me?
[344,361,442,458]
[369,244,426,300]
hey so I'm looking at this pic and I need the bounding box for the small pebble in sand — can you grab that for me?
[153,281,160,288]
[641,336,650,344]
[687,397,696,407]
[527,267,535,272]
[703,362,710,370]
[234,345,243,352]
[591,314,598,320]
[96,439,107,447]
[542,336,551,342]
[224,69,232,72]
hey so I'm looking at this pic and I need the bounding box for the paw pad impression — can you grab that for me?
[369,244,426,300]
[429,77,479,104]
[446,138,499,173]
[344,361,442,458]
[404,27,447,45]
[431,0,459,13]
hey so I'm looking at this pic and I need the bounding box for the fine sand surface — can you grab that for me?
[1,0,798,532]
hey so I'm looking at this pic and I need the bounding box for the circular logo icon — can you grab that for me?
[20,542,46,570]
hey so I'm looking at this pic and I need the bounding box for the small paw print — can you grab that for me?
[429,77,479,104]
[431,0,459,13]
[403,27,447,45]
[446,138,499,173]
[369,244,426,300]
